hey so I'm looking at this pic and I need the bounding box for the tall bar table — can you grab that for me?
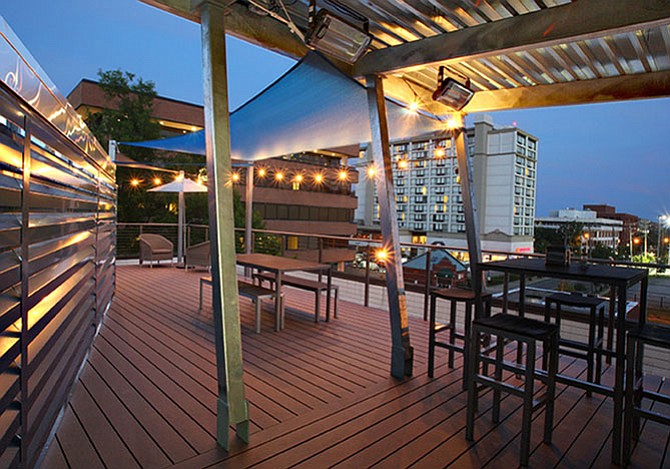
[478,258,648,465]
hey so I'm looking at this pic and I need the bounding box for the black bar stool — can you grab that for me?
[623,323,670,465]
[544,293,607,395]
[466,314,559,467]
[428,288,492,387]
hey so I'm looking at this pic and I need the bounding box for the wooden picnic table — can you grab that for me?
[236,253,332,329]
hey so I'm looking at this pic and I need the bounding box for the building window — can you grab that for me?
[288,236,299,250]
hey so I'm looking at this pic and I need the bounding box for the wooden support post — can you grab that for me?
[453,113,483,311]
[365,74,413,379]
[245,164,254,254]
[196,0,249,449]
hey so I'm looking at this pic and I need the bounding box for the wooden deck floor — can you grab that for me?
[40,265,669,468]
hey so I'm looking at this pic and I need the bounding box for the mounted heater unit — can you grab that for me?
[432,66,474,111]
[304,0,371,64]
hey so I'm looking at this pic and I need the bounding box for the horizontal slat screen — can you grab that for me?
[0,84,116,467]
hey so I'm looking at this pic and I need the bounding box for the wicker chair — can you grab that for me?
[185,241,211,271]
[139,234,173,267]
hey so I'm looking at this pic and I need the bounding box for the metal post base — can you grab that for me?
[217,396,250,450]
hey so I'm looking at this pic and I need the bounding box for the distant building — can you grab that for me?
[582,204,639,250]
[354,115,538,257]
[68,79,205,137]
[403,249,467,287]
[68,79,359,242]
[535,208,623,252]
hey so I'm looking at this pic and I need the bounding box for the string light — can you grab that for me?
[294,174,304,183]
[257,167,267,178]
[130,178,141,187]
[231,172,241,183]
[366,165,378,179]
[314,172,324,184]
[275,171,284,181]
[338,170,349,182]
[153,177,162,185]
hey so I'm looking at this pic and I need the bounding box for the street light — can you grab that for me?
[658,214,670,266]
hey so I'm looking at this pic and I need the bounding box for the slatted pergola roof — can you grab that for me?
[142,0,670,115]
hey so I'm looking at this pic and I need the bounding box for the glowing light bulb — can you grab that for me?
[130,178,140,187]
[294,174,304,183]
[153,177,162,185]
[367,166,377,179]
[375,248,389,263]
[314,173,324,184]
[257,168,267,177]
[338,170,348,181]
[434,148,445,158]
[275,172,284,181]
[231,172,240,182]
[398,159,409,170]
[408,101,419,113]
[446,118,460,130]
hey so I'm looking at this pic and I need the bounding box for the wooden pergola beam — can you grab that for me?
[142,0,310,59]
[465,70,670,113]
[354,0,670,76]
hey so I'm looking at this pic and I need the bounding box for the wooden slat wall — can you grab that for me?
[0,85,116,468]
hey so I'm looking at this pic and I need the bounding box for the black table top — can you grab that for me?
[479,258,647,285]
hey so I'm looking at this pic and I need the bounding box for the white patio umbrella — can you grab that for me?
[148,171,207,263]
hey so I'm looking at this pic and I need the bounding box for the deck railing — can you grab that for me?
[117,223,670,318]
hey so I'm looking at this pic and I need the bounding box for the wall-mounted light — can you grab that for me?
[304,0,371,64]
[432,66,474,111]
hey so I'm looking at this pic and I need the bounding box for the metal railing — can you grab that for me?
[116,223,670,319]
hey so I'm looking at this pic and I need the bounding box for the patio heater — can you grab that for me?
[304,0,371,64]
[432,66,474,111]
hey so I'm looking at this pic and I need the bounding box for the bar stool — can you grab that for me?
[544,293,607,395]
[428,288,492,388]
[623,323,670,465]
[466,314,559,467]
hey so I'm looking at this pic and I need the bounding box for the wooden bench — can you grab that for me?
[253,271,338,322]
[199,277,283,333]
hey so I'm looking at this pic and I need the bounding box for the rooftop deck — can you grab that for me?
[41,265,668,468]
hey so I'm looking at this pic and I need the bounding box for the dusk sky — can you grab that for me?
[4,0,669,220]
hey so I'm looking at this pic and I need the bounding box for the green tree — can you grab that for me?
[590,242,616,260]
[85,70,160,150]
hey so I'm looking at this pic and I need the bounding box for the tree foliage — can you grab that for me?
[533,221,584,254]
[85,70,160,151]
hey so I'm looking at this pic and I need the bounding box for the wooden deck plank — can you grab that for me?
[39,439,69,469]
[78,360,172,468]
[40,265,667,469]
[68,378,142,469]
[86,344,200,463]
[52,404,105,469]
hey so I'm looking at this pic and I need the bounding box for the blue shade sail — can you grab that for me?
[121,52,444,161]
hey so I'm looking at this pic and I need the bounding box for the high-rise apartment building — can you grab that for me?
[354,115,538,256]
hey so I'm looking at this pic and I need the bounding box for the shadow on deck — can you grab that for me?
[42,265,669,468]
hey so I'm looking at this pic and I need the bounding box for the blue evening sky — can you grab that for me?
[3,0,669,220]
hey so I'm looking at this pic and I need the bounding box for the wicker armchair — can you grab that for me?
[139,234,174,267]
[185,241,211,271]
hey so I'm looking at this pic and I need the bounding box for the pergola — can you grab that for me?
[141,0,670,460]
